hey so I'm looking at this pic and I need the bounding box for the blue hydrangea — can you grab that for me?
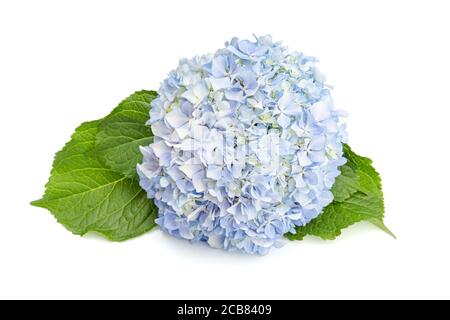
[138,35,347,255]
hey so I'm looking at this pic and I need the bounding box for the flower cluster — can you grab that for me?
[138,35,347,255]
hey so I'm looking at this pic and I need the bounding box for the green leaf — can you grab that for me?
[331,164,360,202]
[287,144,394,241]
[343,144,382,188]
[96,90,157,179]
[32,120,158,241]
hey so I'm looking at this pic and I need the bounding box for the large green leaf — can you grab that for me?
[287,144,394,240]
[32,120,157,241]
[96,90,157,179]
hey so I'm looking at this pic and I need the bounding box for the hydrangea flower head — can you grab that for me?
[138,35,347,255]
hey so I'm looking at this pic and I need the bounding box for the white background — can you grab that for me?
[1,0,449,300]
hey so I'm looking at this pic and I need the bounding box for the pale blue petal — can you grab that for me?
[166,108,189,128]
[311,99,332,121]
[277,113,291,128]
